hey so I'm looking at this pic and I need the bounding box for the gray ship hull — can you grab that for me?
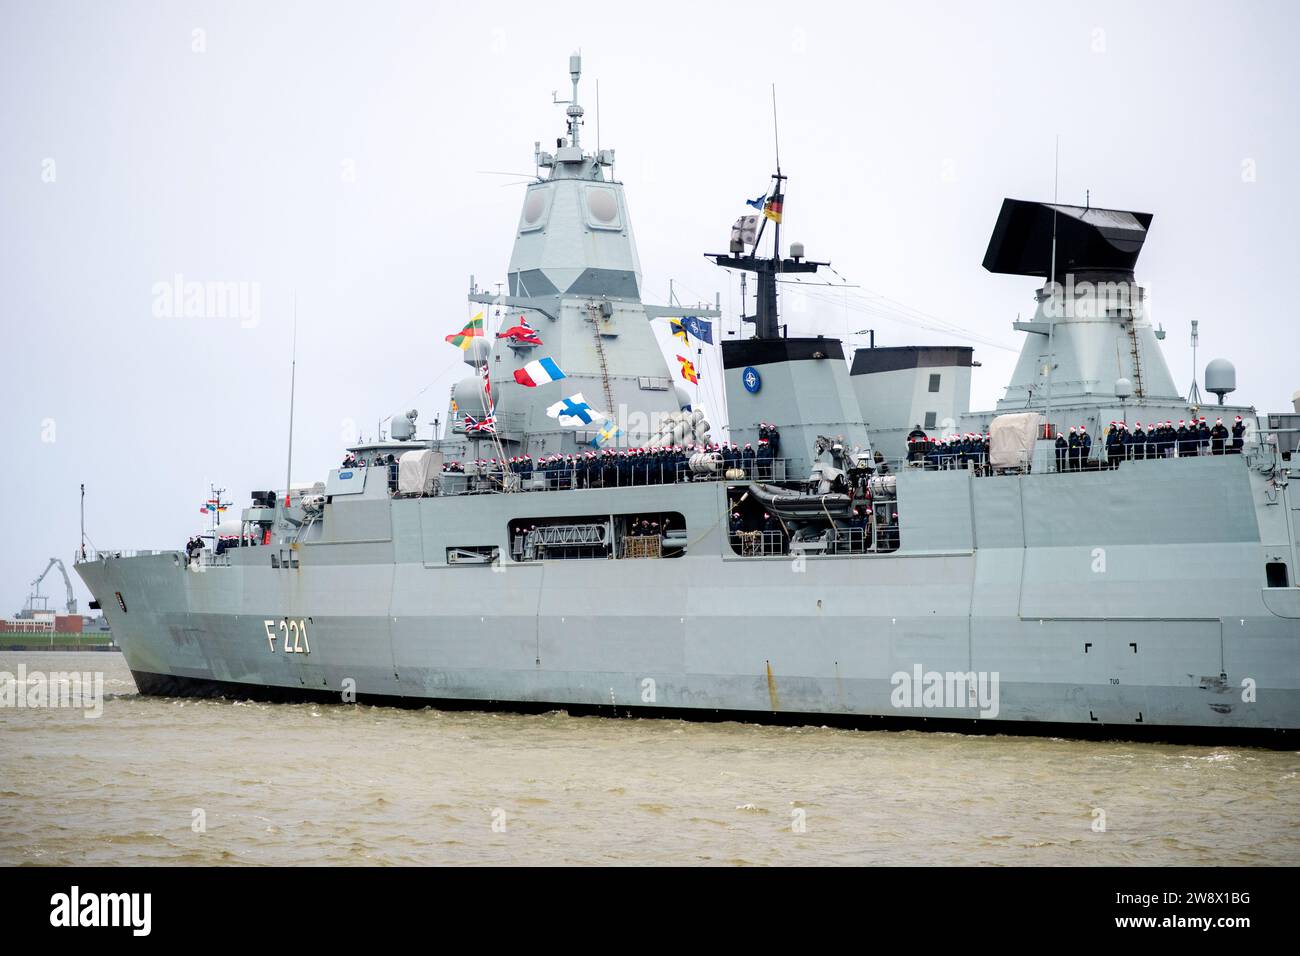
[76,455,1300,743]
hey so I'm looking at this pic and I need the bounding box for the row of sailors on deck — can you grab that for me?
[341,452,394,469]
[456,441,781,487]
[926,434,990,470]
[341,452,401,488]
[1100,417,1245,466]
[1053,427,1094,471]
[907,428,992,470]
[183,533,262,563]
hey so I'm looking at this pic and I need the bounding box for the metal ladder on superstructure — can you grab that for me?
[1126,319,1146,399]
[588,301,617,418]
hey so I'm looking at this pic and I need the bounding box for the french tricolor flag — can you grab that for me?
[513,356,566,387]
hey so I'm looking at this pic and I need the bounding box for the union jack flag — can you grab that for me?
[464,414,496,434]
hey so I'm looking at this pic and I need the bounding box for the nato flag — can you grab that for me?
[682,315,713,344]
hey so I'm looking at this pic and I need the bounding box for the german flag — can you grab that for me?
[444,312,485,350]
[763,193,783,224]
[676,354,699,384]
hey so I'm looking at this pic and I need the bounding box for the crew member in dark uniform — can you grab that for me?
[1230,415,1246,453]
[1105,423,1121,469]
[1210,418,1229,455]
[850,507,869,551]
[762,511,784,555]
[756,438,773,480]
[1055,430,1068,472]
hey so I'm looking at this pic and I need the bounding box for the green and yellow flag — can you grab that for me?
[445,312,485,350]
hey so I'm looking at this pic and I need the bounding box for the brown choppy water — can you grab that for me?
[1,651,1297,866]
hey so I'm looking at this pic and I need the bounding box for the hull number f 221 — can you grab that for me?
[263,618,311,654]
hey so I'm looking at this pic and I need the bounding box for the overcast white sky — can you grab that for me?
[2,0,1297,612]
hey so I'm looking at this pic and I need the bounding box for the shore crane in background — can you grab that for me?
[26,557,78,616]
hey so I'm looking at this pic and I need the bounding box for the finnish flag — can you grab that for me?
[546,393,606,427]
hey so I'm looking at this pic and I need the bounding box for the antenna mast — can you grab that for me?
[284,296,298,508]
[209,483,228,546]
[705,84,819,341]
[772,83,782,264]
[1044,135,1059,446]
[1187,319,1202,405]
[553,52,584,150]
[772,84,781,173]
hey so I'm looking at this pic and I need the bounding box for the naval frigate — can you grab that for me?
[76,56,1300,743]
